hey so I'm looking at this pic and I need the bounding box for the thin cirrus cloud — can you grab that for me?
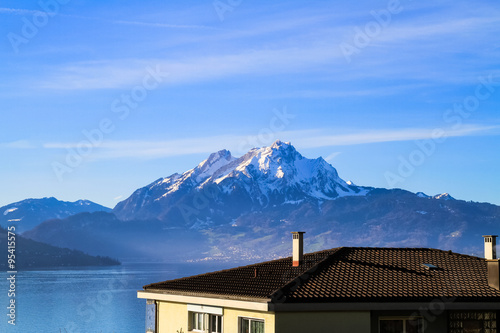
[42,124,500,161]
[110,19,217,30]
[34,16,500,91]
[297,125,500,149]
[0,7,44,15]
[0,6,216,29]
[0,140,37,149]
[38,45,344,90]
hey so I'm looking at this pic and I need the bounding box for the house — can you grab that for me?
[138,232,500,333]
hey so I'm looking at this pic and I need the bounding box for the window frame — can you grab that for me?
[448,311,497,333]
[188,311,223,333]
[209,313,223,333]
[189,311,205,332]
[239,316,265,333]
[379,316,425,333]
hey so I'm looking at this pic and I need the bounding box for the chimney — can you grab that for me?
[483,235,497,260]
[483,235,499,290]
[291,232,305,267]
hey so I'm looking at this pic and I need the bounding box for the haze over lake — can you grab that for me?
[0,262,233,332]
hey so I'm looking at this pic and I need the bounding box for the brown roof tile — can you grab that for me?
[144,247,500,303]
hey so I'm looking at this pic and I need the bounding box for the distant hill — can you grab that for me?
[23,212,208,262]
[0,197,111,233]
[0,226,119,270]
[22,141,500,263]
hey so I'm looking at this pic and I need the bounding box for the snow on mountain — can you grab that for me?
[417,192,456,201]
[23,141,500,262]
[155,149,237,199]
[201,140,369,201]
[0,197,111,233]
[433,193,455,200]
[113,141,371,220]
[114,141,371,221]
[3,207,18,215]
[113,141,469,232]
[195,149,236,182]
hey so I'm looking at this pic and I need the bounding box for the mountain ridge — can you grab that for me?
[0,225,119,269]
[0,197,111,233]
[18,141,500,263]
[113,141,372,222]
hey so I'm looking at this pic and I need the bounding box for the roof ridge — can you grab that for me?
[268,247,344,303]
[144,247,346,289]
[142,246,500,302]
[146,246,486,288]
[145,246,483,287]
[338,247,485,260]
[143,255,302,289]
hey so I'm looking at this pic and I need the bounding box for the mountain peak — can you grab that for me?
[198,149,233,170]
[204,140,367,202]
[433,193,455,201]
[270,140,291,149]
[257,140,300,164]
[194,149,236,183]
[113,141,371,220]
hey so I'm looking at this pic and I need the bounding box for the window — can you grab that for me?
[210,314,222,333]
[240,317,265,333]
[189,312,222,333]
[190,312,204,331]
[379,317,423,333]
[449,311,497,333]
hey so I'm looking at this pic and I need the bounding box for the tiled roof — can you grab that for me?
[144,248,339,300]
[144,247,500,303]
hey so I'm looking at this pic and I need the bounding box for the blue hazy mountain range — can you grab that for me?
[12,141,500,262]
[0,197,111,233]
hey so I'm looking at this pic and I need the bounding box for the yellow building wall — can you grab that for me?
[223,308,275,333]
[275,311,371,333]
[157,301,188,333]
[155,300,370,333]
[156,301,275,333]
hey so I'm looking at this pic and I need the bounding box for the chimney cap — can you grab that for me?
[291,231,306,234]
[483,235,498,238]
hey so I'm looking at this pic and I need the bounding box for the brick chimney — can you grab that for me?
[483,235,499,290]
[291,232,305,267]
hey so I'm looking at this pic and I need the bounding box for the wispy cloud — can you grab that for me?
[42,124,500,160]
[324,152,342,162]
[297,125,500,148]
[0,7,44,15]
[110,19,217,30]
[61,13,218,30]
[38,43,344,90]
[0,140,37,149]
[0,7,216,30]
[34,5,500,91]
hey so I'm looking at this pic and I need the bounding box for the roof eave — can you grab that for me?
[138,289,272,312]
[269,300,500,312]
[143,288,271,303]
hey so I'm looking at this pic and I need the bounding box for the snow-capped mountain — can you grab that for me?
[206,140,368,200]
[0,197,111,233]
[23,141,500,263]
[416,192,456,200]
[113,141,369,222]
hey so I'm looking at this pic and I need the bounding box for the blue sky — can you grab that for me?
[1,0,499,208]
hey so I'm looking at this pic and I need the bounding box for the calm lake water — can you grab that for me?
[0,262,235,333]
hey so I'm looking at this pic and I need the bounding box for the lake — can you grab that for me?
[0,262,236,332]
